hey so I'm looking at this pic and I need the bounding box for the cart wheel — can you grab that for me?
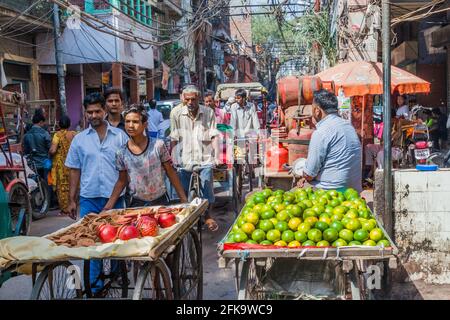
[238,259,266,300]
[133,259,173,300]
[9,182,32,235]
[83,260,129,298]
[172,229,203,300]
[30,262,83,300]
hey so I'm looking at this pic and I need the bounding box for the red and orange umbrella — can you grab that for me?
[316,61,431,97]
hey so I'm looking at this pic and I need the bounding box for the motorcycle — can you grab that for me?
[400,106,433,167]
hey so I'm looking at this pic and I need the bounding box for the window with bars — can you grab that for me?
[84,0,152,27]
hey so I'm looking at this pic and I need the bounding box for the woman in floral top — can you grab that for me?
[104,104,187,209]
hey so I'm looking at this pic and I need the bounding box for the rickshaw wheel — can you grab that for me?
[83,260,129,298]
[172,228,203,300]
[9,182,32,235]
[133,259,173,300]
[30,262,83,300]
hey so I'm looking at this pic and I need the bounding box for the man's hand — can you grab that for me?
[67,201,77,220]
[297,177,307,188]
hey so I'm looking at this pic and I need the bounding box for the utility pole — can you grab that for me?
[382,0,393,239]
[52,3,67,116]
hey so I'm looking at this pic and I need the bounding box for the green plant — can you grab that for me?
[294,10,337,66]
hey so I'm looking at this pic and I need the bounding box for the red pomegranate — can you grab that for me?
[117,224,140,241]
[136,216,159,237]
[158,212,176,228]
[98,224,118,243]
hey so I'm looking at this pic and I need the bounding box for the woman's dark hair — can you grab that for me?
[235,88,247,99]
[123,104,149,123]
[313,89,338,113]
[83,92,105,109]
[32,112,46,124]
[59,115,71,129]
[104,87,124,101]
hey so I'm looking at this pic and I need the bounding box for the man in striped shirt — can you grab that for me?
[299,90,362,192]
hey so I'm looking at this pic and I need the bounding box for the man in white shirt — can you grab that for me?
[396,94,410,119]
[147,99,163,137]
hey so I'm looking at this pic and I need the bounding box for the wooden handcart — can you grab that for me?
[0,200,208,300]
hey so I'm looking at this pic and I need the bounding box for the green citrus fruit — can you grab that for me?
[225,233,235,243]
[377,239,391,247]
[258,220,274,232]
[245,212,259,225]
[329,198,341,208]
[254,195,266,204]
[282,230,295,243]
[274,240,287,246]
[341,217,351,227]
[233,231,248,243]
[324,206,334,214]
[241,223,256,235]
[251,229,266,242]
[307,228,323,242]
[332,239,348,247]
[331,213,344,221]
[369,228,384,242]
[246,240,258,244]
[329,221,344,232]
[353,229,369,242]
[316,240,330,247]
[302,200,313,208]
[294,231,308,243]
[315,221,329,232]
[297,222,312,233]
[259,240,273,246]
[288,217,302,231]
[260,209,275,220]
[345,219,362,232]
[333,206,347,215]
[303,208,317,219]
[266,229,281,242]
[323,228,339,242]
[276,210,289,222]
[273,203,286,213]
[275,221,289,232]
[302,240,316,246]
[304,216,319,226]
[363,240,377,246]
[344,209,359,219]
[339,229,354,242]
[288,240,301,247]
[319,216,331,225]
[312,205,325,215]
[348,240,362,246]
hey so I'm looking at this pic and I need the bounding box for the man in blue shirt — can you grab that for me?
[299,89,362,192]
[65,92,128,294]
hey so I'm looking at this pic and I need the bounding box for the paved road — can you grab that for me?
[0,198,237,300]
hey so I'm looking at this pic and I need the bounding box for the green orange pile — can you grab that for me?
[225,188,390,248]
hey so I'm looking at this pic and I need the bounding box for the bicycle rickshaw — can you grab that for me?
[0,200,207,300]
[0,89,32,237]
[214,83,268,216]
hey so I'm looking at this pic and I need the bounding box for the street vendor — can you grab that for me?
[298,89,362,192]
[65,92,128,295]
[104,104,187,209]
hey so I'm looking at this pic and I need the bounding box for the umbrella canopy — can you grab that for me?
[316,61,431,97]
